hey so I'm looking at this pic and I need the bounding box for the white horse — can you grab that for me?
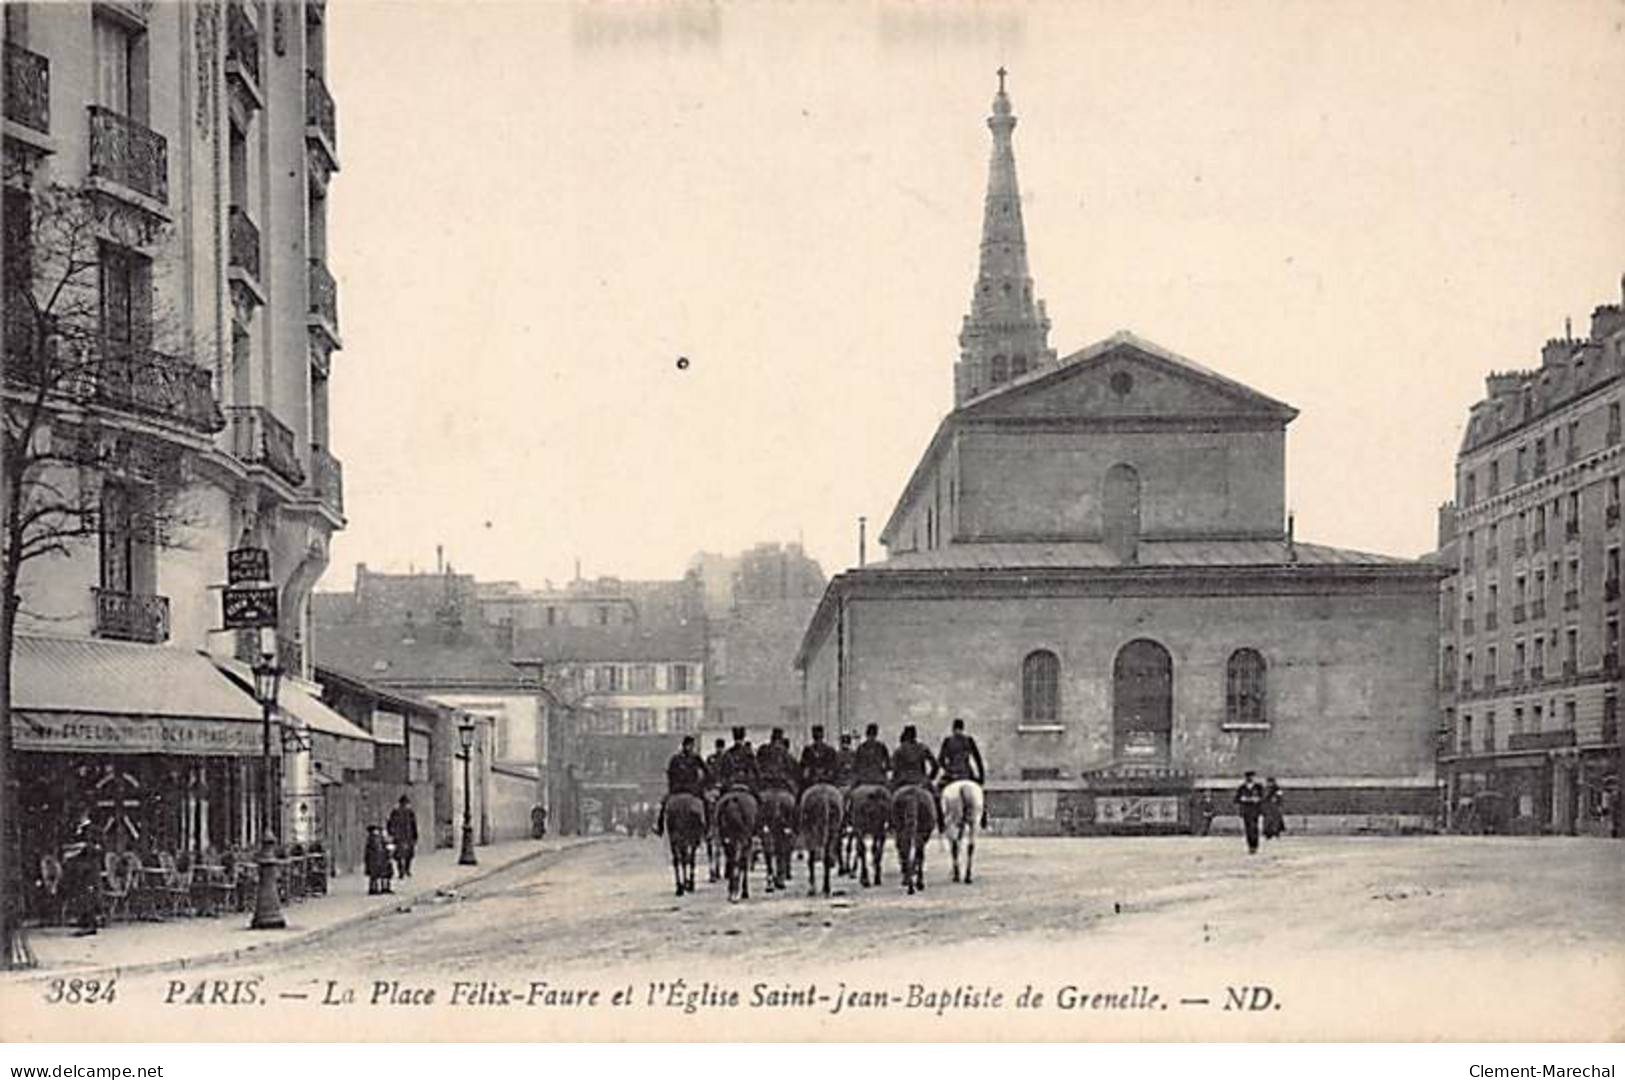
[940,779,984,884]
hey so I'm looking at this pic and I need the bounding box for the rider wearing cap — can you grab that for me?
[716,726,759,794]
[890,724,939,792]
[799,725,839,787]
[704,737,727,788]
[852,723,890,787]
[834,732,856,789]
[654,734,709,837]
[937,717,987,830]
[756,727,800,795]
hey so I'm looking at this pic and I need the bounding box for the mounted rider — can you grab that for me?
[890,724,939,793]
[654,734,709,837]
[756,727,800,795]
[834,731,856,789]
[937,717,987,830]
[799,725,839,787]
[852,723,890,787]
[716,726,759,794]
[704,738,727,789]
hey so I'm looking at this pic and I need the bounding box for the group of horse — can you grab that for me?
[661,779,986,902]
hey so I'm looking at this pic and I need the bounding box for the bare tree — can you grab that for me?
[1,182,220,967]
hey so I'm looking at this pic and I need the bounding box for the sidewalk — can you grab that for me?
[8,835,607,979]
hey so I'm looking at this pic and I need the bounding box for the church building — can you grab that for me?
[795,74,1446,834]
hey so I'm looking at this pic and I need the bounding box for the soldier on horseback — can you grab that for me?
[799,725,839,786]
[835,731,856,789]
[890,725,939,792]
[654,734,709,837]
[705,737,727,783]
[937,717,987,831]
[757,727,800,796]
[717,726,759,793]
[853,723,890,787]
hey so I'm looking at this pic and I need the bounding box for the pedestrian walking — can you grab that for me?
[387,795,419,878]
[365,824,394,895]
[1262,777,1286,840]
[62,812,104,936]
[1234,770,1266,854]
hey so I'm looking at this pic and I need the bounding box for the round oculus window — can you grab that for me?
[1110,371,1134,396]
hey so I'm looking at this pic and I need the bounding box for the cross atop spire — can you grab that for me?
[953,70,1057,406]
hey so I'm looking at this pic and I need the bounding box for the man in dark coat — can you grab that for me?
[834,732,856,789]
[1234,771,1266,854]
[799,725,839,787]
[705,738,727,788]
[655,734,710,836]
[890,725,939,791]
[1261,777,1287,840]
[62,812,103,936]
[716,726,759,793]
[852,723,890,787]
[387,795,419,878]
[756,727,800,794]
[364,825,394,894]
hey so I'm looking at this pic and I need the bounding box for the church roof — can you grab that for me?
[865,538,1417,572]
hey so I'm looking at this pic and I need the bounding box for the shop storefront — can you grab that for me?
[11,635,271,917]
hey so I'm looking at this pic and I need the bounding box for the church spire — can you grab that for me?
[954,68,1056,406]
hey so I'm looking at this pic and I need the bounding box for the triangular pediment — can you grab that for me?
[957,331,1298,423]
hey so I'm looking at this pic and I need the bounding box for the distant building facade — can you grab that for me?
[796,78,1445,834]
[1436,279,1625,838]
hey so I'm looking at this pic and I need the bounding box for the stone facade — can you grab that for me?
[1436,279,1625,838]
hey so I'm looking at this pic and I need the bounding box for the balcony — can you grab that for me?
[308,258,340,344]
[1531,665,1545,683]
[304,70,337,167]
[1461,617,1474,636]
[1608,504,1620,528]
[93,588,170,644]
[1485,612,1499,631]
[310,444,344,517]
[226,3,262,100]
[1606,653,1620,678]
[1607,578,1621,603]
[1460,678,1474,696]
[229,206,262,285]
[1564,589,1580,611]
[1563,660,1577,679]
[87,106,168,206]
[1512,603,1526,624]
[1509,729,1576,752]
[1482,674,1497,692]
[1531,599,1547,619]
[97,343,225,433]
[1512,668,1525,687]
[4,40,49,134]
[228,405,306,486]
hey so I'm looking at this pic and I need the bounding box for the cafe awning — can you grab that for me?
[12,635,264,757]
[213,659,376,772]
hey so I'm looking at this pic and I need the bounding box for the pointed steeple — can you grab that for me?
[954,68,1057,406]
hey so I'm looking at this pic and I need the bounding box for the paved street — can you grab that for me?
[4,835,1619,1041]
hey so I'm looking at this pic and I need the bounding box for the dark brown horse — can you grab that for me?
[798,783,844,897]
[757,786,797,891]
[716,788,759,902]
[848,784,891,888]
[665,792,706,896]
[891,783,935,895]
[703,788,721,883]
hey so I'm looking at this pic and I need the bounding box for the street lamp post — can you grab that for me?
[458,718,478,866]
[250,653,286,930]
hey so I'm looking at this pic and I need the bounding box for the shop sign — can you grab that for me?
[1095,795,1181,825]
[14,711,264,756]
[227,546,271,585]
[222,586,279,629]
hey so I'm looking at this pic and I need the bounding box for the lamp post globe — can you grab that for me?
[251,653,286,930]
[458,718,478,866]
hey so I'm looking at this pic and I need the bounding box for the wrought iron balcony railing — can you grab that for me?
[227,2,262,89]
[97,342,225,432]
[311,444,343,516]
[93,587,170,644]
[4,40,49,133]
[308,257,338,332]
[229,206,261,282]
[1531,665,1545,683]
[305,69,336,154]
[88,105,168,204]
[228,405,306,486]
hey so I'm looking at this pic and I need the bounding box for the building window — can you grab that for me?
[1020,650,1060,725]
[1512,707,1524,736]
[1460,714,1473,754]
[1532,703,1543,731]
[99,242,152,348]
[1464,473,1477,506]
[669,707,694,733]
[1012,355,1028,377]
[669,664,692,691]
[1483,710,1496,752]
[1534,439,1547,476]
[1488,460,1499,496]
[596,606,609,626]
[94,12,147,121]
[1225,649,1267,726]
[598,664,620,692]
[629,665,655,692]
[1564,699,1577,730]
[629,707,655,735]
[990,355,1008,384]
[546,606,557,626]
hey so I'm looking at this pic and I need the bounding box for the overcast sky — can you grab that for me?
[319,0,1625,591]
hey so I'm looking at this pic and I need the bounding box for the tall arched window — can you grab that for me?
[1226,648,1267,726]
[1022,650,1060,725]
[1011,355,1028,377]
[990,354,1009,384]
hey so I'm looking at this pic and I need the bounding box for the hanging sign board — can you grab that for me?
[227,546,271,585]
[222,586,279,629]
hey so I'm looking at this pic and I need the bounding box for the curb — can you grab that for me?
[6,836,616,985]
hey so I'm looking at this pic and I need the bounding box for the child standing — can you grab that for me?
[364,824,394,895]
